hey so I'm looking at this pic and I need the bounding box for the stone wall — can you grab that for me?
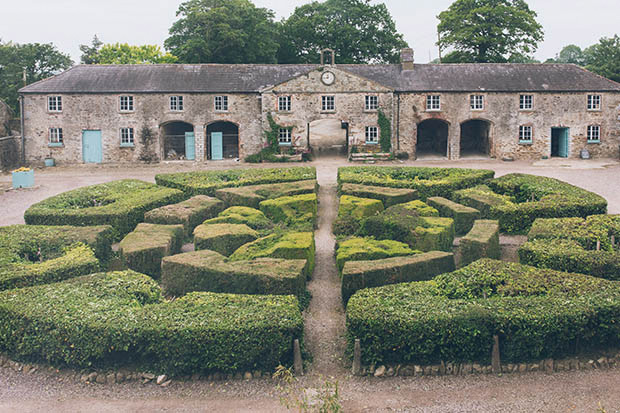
[0,100,12,136]
[0,136,21,171]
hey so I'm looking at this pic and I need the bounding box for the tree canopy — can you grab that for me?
[165,0,279,63]
[0,41,73,114]
[583,35,620,83]
[277,0,407,64]
[437,0,544,63]
[79,35,103,64]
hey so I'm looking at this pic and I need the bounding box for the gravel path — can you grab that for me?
[1,157,620,412]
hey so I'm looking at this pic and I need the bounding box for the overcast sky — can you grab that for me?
[1,0,618,64]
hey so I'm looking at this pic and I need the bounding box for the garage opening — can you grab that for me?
[161,121,194,160]
[309,118,347,156]
[460,119,491,157]
[206,122,239,160]
[416,119,448,158]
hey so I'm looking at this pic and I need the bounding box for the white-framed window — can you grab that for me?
[47,96,62,112]
[120,127,134,146]
[49,128,63,145]
[587,125,601,143]
[278,96,292,112]
[519,94,533,110]
[278,128,292,145]
[587,94,601,111]
[426,95,441,111]
[519,125,533,143]
[215,95,228,111]
[365,126,379,144]
[321,95,335,111]
[365,95,378,111]
[170,96,184,111]
[470,95,484,110]
[120,95,134,112]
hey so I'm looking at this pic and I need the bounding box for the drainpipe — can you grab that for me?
[20,95,25,165]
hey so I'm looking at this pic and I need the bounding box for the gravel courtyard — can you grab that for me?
[1,156,619,413]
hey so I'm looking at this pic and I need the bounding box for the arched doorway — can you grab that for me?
[206,122,239,160]
[460,119,491,157]
[161,121,195,160]
[309,118,347,156]
[416,119,448,158]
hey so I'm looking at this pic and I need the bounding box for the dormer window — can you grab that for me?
[48,96,62,112]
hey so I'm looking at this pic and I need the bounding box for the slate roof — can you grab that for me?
[19,63,620,94]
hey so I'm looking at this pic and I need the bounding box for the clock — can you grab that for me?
[321,71,335,85]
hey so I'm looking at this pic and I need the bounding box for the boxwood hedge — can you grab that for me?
[0,271,303,374]
[427,197,480,235]
[458,220,501,267]
[194,223,259,256]
[259,193,317,230]
[144,195,225,238]
[335,237,419,273]
[215,180,318,208]
[347,259,620,366]
[339,183,418,208]
[155,167,316,196]
[338,166,494,200]
[203,206,272,230]
[24,180,185,239]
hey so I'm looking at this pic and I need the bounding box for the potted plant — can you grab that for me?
[12,167,34,189]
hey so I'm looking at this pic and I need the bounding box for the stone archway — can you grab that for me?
[460,119,491,157]
[206,121,239,160]
[308,118,347,156]
[416,119,449,158]
[160,121,194,160]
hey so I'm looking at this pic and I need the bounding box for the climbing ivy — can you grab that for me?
[377,110,392,153]
[246,113,293,163]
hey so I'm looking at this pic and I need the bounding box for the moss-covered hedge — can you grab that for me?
[161,250,307,298]
[194,223,258,256]
[335,237,419,273]
[155,167,316,196]
[427,197,480,235]
[338,166,494,200]
[119,223,185,279]
[333,195,384,236]
[341,251,455,305]
[203,206,272,230]
[259,193,317,230]
[144,195,225,238]
[339,183,418,207]
[453,174,608,234]
[458,220,500,267]
[0,271,303,374]
[519,215,620,278]
[215,180,318,208]
[24,180,185,239]
[347,259,620,366]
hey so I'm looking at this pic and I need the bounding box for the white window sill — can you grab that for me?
[587,140,601,144]
[120,143,135,148]
[518,140,533,145]
[48,143,64,148]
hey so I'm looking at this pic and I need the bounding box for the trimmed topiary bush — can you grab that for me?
[119,223,184,279]
[347,259,620,366]
[144,195,225,238]
[452,185,514,217]
[0,271,303,374]
[458,220,500,267]
[339,183,418,207]
[202,206,272,230]
[215,180,318,208]
[427,196,480,235]
[161,250,307,298]
[338,166,494,200]
[335,237,419,273]
[333,195,384,236]
[24,180,185,239]
[341,251,455,305]
[259,193,317,230]
[155,167,316,196]
[194,223,258,256]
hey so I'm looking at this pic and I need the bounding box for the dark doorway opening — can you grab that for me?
[206,122,239,160]
[460,119,491,157]
[161,121,194,160]
[416,119,448,158]
[551,127,570,158]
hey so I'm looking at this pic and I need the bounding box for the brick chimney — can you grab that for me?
[401,48,414,70]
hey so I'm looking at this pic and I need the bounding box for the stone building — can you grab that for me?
[18,49,620,164]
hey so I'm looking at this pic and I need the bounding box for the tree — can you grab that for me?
[92,43,177,64]
[584,35,620,82]
[79,35,103,64]
[165,0,279,63]
[0,41,73,113]
[437,0,544,63]
[553,44,585,65]
[278,0,407,64]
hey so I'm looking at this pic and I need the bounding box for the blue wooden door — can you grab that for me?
[185,132,195,160]
[558,128,569,158]
[211,132,223,160]
[82,130,102,163]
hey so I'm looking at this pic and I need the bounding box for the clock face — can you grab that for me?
[321,71,335,85]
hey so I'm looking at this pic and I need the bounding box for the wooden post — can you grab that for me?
[492,335,501,374]
[293,339,303,376]
[352,339,362,376]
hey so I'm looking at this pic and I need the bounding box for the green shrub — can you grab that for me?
[341,251,455,305]
[24,180,185,239]
[452,185,514,217]
[119,223,185,279]
[202,206,272,230]
[336,237,420,273]
[338,195,384,219]
[340,183,418,208]
[427,197,480,235]
[347,259,620,366]
[0,271,303,374]
[338,166,494,200]
[458,220,500,267]
[259,193,317,230]
[155,167,316,196]
[194,223,258,256]
[161,250,307,298]
[215,180,318,208]
[144,195,225,238]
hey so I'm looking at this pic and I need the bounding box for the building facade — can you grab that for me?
[19,49,620,165]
